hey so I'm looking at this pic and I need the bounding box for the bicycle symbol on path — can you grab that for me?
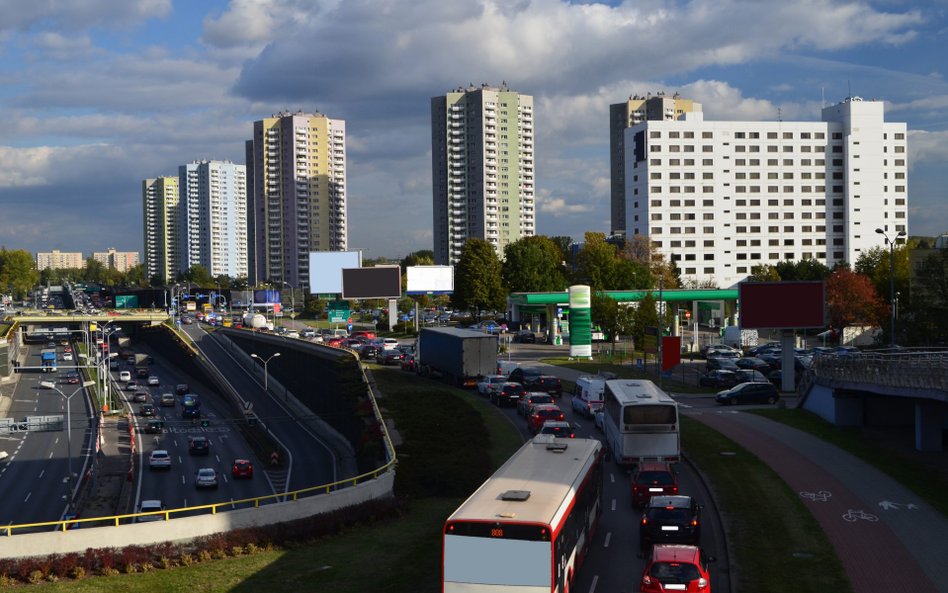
[799,490,832,502]
[842,509,879,522]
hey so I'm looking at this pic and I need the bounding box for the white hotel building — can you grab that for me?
[624,97,908,288]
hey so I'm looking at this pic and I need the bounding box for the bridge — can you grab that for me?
[801,351,948,452]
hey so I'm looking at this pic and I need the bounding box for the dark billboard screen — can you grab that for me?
[253,290,281,305]
[738,281,826,330]
[341,266,402,299]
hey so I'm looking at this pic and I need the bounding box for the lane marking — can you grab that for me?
[48,451,54,459]
[24,492,31,503]
[589,575,599,593]
[610,473,615,484]
[611,498,616,511]
[38,470,45,479]
[603,532,611,548]
[181,475,185,485]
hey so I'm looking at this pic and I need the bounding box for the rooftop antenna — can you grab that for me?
[847,79,852,100]
[821,86,825,109]
[777,107,782,122]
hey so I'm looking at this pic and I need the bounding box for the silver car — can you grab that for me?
[195,468,219,489]
[148,449,171,470]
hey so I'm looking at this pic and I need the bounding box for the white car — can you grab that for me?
[476,374,507,397]
[62,352,73,361]
[380,338,399,350]
[136,499,165,522]
[195,468,219,489]
[118,370,131,382]
[147,375,160,386]
[148,450,171,470]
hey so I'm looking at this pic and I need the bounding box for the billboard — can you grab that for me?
[341,266,402,299]
[406,265,454,294]
[738,281,826,330]
[230,290,253,307]
[309,251,363,295]
[568,285,592,358]
[253,290,282,305]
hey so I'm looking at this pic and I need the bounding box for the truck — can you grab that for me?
[415,327,498,388]
[40,349,58,373]
[242,313,274,331]
[134,353,151,377]
[722,326,759,350]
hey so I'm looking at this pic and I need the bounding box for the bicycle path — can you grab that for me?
[685,409,945,593]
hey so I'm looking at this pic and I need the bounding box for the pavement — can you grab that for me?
[532,360,947,593]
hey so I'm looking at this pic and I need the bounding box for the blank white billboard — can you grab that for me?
[309,251,362,294]
[406,265,454,293]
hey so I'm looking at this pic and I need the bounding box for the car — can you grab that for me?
[705,357,739,372]
[526,375,563,398]
[360,344,379,360]
[159,393,176,407]
[379,337,400,350]
[148,450,171,470]
[490,382,525,407]
[538,420,574,438]
[517,392,555,417]
[136,367,149,378]
[136,499,165,522]
[132,391,149,403]
[188,436,210,455]
[300,328,316,339]
[639,545,714,593]
[631,461,679,507]
[476,374,507,397]
[144,420,164,434]
[735,357,772,372]
[109,360,120,370]
[175,383,190,396]
[232,458,254,479]
[527,404,566,434]
[139,403,156,416]
[194,467,219,489]
[715,381,780,405]
[516,329,536,343]
[62,352,73,361]
[147,375,160,386]
[345,338,365,351]
[508,366,545,386]
[735,369,769,384]
[63,345,72,353]
[285,330,300,339]
[639,495,702,551]
[65,371,80,384]
[699,369,740,389]
[119,370,131,382]
[378,349,404,366]
[125,380,139,391]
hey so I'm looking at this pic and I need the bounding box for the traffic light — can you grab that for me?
[200,419,210,428]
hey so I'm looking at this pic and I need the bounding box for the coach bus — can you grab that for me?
[442,437,604,593]
[602,379,680,466]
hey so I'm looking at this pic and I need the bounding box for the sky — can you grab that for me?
[1,0,947,263]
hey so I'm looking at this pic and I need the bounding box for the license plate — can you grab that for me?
[665,586,686,591]
[649,488,663,492]
[661,525,679,531]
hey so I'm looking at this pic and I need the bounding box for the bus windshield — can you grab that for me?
[444,532,551,588]
[623,404,677,425]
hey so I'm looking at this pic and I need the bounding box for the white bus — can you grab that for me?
[602,379,680,466]
[442,437,604,593]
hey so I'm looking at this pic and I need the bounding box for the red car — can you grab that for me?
[232,459,254,479]
[640,544,714,592]
[631,461,679,507]
[527,404,565,434]
[326,336,346,347]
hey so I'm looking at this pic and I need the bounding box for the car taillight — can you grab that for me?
[672,485,678,494]
[691,519,698,526]
[641,517,648,526]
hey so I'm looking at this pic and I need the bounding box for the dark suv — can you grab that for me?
[188,436,210,455]
[491,382,525,407]
[527,375,563,398]
[639,495,702,551]
[508,366,544,386]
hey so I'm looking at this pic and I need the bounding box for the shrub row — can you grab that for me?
[0,496,405,586]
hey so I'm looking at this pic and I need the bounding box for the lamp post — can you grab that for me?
[40,379,95,508]
[875,228,906,346]
[281,281,296,329]
[251,352,281,391]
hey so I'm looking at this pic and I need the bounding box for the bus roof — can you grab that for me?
[447,437,601,526]
[604,379,675,405]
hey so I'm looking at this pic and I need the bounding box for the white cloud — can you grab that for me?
[907,130,948,166]
[0,0,171,32]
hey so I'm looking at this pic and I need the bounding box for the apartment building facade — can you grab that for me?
[249,111,347,289]
[610,93,702,236]
[431,83,535,265]
[142,176,181,283]
[92,248,140,273]
[625,97,908,288]
[179,160,248,279]
[36,250,84,271]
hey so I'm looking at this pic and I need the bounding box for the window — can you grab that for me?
[650,131,661,138]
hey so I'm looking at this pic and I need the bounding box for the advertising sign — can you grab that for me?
[253,289,281,305]
[341,266,402,299]
[739,281,825,329]
[406,265,454,294]
[568,285,592,358]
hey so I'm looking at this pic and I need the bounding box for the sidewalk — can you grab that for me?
[691,410,945,593]
[76,414,134,520]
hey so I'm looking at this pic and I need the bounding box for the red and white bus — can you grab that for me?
[442,436,604,593]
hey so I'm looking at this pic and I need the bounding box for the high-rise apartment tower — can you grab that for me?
[142,176,181,283]
[431,83,535,265]
[179,160,248,280]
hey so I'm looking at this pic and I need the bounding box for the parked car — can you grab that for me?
[188,436,211,455]
[715,381,780,405]
[516,330,536,343]
[639,495,702,551]
[232,459,254,479]
[195,468,219,489]
[490,382,525,407]
[537,420,575,438]
[517,392,555,417]
[639,545,714,593]
[148,450,171,470]
[699,369,740,389]
[705,357,739,372]
[527,404,565,434]
[631,461,678,507]
[735,357,772,373]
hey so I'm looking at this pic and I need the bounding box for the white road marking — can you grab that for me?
[215,455,221,463]
[23,492,31,503]
[611,498,616,511]
[610,473,615,484]
[48,451,54,459]
[54,437,59,445]
[38,470,44,479]
[181,475,186,485]
[589,575,599,593]
[603,532,612,548]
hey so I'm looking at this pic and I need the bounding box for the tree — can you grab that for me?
[501,236,568,293]
[631,291,660,346]
[125,264,148,287]
[775,259,830,281]
[451,238,505,318]
[825,268,886,330]
[591,292,634,353]
[0,248,39,299]
[183,265,213,287]
[575,232,651,290]
[621,234,678,288]
[855,242,911,309]
[748,264,781,282]
[400,250,434,269]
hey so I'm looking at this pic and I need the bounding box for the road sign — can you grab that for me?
[329,300,350,324]
[243,401,253,411]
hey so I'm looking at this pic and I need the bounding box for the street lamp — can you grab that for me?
[875,228,906,346]
[250,352,281,391]
[40,379,95,509]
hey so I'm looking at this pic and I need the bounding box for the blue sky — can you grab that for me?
[1,0,946,263]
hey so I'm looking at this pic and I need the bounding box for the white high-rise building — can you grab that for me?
[249,111,347,288]
[142,176,180,283]
[431,83,535,265]
[625,97,908,288]
[179,160,248,279]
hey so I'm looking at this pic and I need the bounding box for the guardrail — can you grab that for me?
[810,352,948,394]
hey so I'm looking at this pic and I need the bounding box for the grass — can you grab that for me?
[750,408,948,518]
[682,417,852,593]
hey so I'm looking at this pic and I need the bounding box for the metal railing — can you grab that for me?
[810,351,948,394]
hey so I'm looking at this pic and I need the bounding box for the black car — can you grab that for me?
[360,344,379,360]
[175,383,190,396]
[508,366,544,386]
[526,375,563,398]
[188,436,210,455]
[516,330,536,343]
[491,382,526,407]
[639,495,702,551]
[378,349,403,366]
[735,357,772,372]
[715,381,780,405]
[699,369,740,389]
[139,403,156,417]
[705,357,740,372]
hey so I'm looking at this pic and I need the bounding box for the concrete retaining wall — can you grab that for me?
[0,470,394,559]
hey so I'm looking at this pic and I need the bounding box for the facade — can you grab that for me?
[36,250,83,271]
[92,249,140,273]
[179,160,248,279]
[249,111,347,289]
[625,97,908,288]
[610,93,702,235]
[142,176,181,283]
[431,83,535,265]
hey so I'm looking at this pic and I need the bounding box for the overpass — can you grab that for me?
[800,351,948,452]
